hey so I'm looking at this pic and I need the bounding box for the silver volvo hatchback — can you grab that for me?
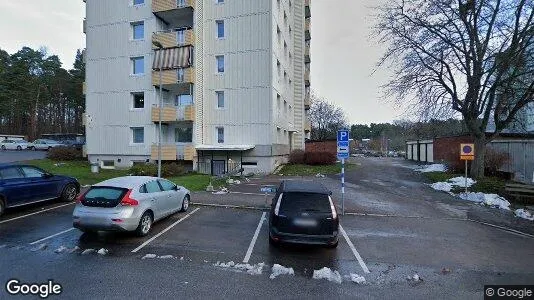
[73,176,190,236]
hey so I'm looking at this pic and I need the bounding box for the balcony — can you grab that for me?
[305,0,311,18]
[305,119,311,132]
[305,71,310,86]
[305,19,311,41]
[151,144,195,161]
[152,0,195,28]
[153,29,195,49]
[152,68,195,89]
[151,105,195,123]
[305,46,310,64]
[304,95,310,110]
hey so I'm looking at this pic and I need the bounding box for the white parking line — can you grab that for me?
[0,203,74,224]
[131,208,200,253]
[29,228,76,245]
[339,225,370,274]
[243,212,266,263]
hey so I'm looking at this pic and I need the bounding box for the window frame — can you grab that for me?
[216,55,225,73]
[131,127,145,144]
[132,21,144,40]
[216,127,224,144]
[216,20,225,39]
[131,56,145,75]
[175,127,193,143]
[133,0,144,6]
[216,91,225,109]
[132,92,145,109]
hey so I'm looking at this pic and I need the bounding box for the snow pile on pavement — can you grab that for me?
[315,173,326,178]
[515,209,534,221]
[414,164,447,173]
[212,187,229,195]
[31,243,47,252]
[430,182,453,192]
[54,246,68,254]
[350,273,366,284]
[215,261,265,275]
[269,264,295,279]
[69,246,80,253]
[312,267,342,284]
[458,192,511,210]
[81,248,95,255]
[97,248,109,255]
[158,255,175,259]
[142,254,157,259]
[407,273,422,282]
[226,179,241,184]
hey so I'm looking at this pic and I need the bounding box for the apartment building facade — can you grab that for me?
[83,0,312,174]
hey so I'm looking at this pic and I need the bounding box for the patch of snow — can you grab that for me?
[215,261,265,275]
[81,249,95,255]
[234,180,241,185]
[142,254,157,259]
[312,267,342,284]
[515,209,534,221]
[212,188,229,195]
[414,164,447,173]
[158,255,175,259]
[448,177,476,187]
[350,273,366,284]
[180,257,184,261]
[430,182,452,192]
[315,173,326,178]
[31,243,47,251]
[97,248,109,255]
[227,179,234,184]
[270,264,295,279]
[407,273,422,282]
[458,192,511,210]
[69,246,80,253]
[54,246,68,254]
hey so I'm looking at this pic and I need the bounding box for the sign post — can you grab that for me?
[460,143,475,194]
[337,130,350,215]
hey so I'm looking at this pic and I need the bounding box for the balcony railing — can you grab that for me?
[305,46,310,64]
[152,68,195,86]
[152,29,195,49]
[305,119,311,132]
[151,144,194,161]
[304,96,310,110]
[304,71,310,86]
[153,0,195,12]
[151,105,195,123]
[152,0,195,28]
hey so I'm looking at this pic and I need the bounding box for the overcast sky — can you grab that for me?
[0,0,399,125]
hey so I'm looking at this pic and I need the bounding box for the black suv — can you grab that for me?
[269,180,339,248]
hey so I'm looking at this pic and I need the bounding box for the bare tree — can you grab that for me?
[376,0,534,178]
[308,92,348,140]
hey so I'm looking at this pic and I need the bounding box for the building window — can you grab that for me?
[177,68,185,82]
[217,0,224,3]
[132,93,144,109]
[132,22,144,40]
[133,0,144,5]
[216,55,224,73]
[177,0,186,7]
[132,127,144,144]
[216,91,225,108]
[176,30,185,44]
[216,20,224,38]
[175,127,193,143]
[175,94,193,106]
[132,57,144,75]
[216,127,224,143]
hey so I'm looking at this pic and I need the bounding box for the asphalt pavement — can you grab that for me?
[0,149,47,163]
[0,157,533,299]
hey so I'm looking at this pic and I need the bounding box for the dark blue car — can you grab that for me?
[0,164,80,216]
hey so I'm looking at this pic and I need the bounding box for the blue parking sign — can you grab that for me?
[337,130,349,142]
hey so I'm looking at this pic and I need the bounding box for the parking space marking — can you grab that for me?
[29,228,76,245]
[243,212,266,263]
[131,208,200,253]
[340,225,370,274]
[0,203,74,224]
[229,191,265,196]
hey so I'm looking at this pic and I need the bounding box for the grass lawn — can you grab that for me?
[423,171,508,195]
[24,159,222,192]
[278,162,356,176]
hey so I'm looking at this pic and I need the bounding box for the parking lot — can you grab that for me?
[0,149,47,163]
[1,157,533,299]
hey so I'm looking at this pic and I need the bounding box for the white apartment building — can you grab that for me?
[82,0,312,174]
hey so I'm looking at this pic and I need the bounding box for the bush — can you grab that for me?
[130,164,158,176]
[485,148,510,176]
[304,151,336,165]
[46,146,82,161]
[162,162,186,177]
[288,149,306,164]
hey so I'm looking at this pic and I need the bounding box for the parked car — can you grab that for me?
[269,180,339,248]
[73,176,190,236]
[0,164,80,216]
[60,140,85,150]
[0,139,30,151]
[28,139,64,151]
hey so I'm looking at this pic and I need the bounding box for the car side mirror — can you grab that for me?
[174,186,181,191]
[42,173,53,178]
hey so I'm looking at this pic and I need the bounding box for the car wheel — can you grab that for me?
[135,211,153,237]
[0,198,5,217]
[180,195,190,212]
[326,241,339,249]
[1,145,5,150]
[48,146,52,150]
[30,146,36,151]
[61,183,78,202]
[16,146,22,151]
[269,235,279,247]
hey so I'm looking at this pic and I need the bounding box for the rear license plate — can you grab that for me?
[293,219,318,227]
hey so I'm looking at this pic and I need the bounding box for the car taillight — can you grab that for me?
[328,196,337,219]
[76,191,87,203]
[121,189,139,206]
[274,193,283,216]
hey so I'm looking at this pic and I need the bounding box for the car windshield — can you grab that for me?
[279,192,331,213]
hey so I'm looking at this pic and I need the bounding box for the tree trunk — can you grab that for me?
[30,86,40,140]
[470,136,486,179]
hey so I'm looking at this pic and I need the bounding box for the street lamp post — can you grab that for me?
[153,41,164,178]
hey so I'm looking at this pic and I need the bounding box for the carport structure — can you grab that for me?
[195,145,255,176]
